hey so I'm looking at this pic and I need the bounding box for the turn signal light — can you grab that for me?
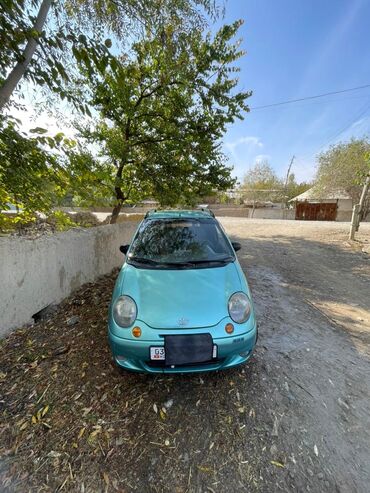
[225,323,234,334]
[132,326,142,338]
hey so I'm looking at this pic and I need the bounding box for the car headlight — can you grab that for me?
[113,295,137,327]
[228,292,251,324]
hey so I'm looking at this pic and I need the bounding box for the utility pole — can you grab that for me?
[356,174,370,231]
[284,155,295,206]
[284,155,295,189]
[349,174,370,239]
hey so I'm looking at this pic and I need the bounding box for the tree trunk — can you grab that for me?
[0,0,52,111]
[110,202,123,224]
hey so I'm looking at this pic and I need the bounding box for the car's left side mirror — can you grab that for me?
[232,241,241,252]
[119,244,130,255]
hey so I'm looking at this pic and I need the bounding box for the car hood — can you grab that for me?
[119,262,242,329]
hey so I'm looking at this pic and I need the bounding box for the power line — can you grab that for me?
[298,97,370,162]
[251,84,370,110]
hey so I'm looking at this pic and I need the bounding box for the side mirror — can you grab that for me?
[232,241,241,252]
[119,244,130,255]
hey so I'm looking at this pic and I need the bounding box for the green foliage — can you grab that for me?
[315,138,370,202]
[65,0,218,37]
[73,20,249,220]
[241,160,283,203]
[241,161,310,204]
[0,116,70,228]
[46,210,78,231]
[0,0,218,112]
[285,173,311,201]
[0,0,110,113]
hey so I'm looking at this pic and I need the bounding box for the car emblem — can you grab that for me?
[178,317,189,326]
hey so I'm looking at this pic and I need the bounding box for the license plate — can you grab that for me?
[150,345,217,361]
[150,347,165,360]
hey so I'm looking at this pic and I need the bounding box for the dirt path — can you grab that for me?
[1,219,369,492]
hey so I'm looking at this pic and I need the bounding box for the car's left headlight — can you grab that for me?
[113,295,137,327]
[228,292,251,324]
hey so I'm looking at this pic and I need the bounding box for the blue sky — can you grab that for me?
[220,0,370,183]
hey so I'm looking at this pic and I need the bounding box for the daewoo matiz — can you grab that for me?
[108,210,257,373]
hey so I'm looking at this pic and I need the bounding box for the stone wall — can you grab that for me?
[0,221,139,336]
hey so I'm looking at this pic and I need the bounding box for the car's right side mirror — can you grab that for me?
[232,241,241,252]
[119,244,130,255]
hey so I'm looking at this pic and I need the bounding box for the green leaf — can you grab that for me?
[29,127,48,134]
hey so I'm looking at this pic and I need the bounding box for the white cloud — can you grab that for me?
[224,135,263,154]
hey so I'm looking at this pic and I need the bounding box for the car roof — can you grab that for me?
[144,209,215,220]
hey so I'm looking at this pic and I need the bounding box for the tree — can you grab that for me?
[0,0,52,110]
[315,138,370,221]
[0,116,69,229]
[74,21,250,223]
[285,173,311,202]
[0,0,221,229]
[241,160,283,206]
[0,0,218,112]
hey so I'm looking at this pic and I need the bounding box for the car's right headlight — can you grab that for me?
[228,292,251,324]
[113,295,137,327]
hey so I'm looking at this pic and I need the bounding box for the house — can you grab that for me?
[289,187,353,221]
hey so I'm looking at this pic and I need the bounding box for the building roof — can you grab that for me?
[289,187,352,202]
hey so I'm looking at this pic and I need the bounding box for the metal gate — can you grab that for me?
[295,201,337,221]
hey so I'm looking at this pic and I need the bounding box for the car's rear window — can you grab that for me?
[128,217,235,265]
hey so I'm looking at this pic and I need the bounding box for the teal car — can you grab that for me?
[108,210,257,373]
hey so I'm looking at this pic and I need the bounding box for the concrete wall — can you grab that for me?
[249,208,295,220]
[213,207,249,217]
[0,221,139,337]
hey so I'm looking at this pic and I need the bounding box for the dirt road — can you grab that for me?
[1,219,370,492]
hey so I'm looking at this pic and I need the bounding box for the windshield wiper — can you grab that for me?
[128,256,160,266]
[128,256,234,268]
[191,256,235,265]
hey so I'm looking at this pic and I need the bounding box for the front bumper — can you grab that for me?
[108,318,257,374]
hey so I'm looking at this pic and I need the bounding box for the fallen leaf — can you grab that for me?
[103,472,110,485]
[78,427,86,439]
[31,415,37,425]
[314,444,318,456]
[153,403,158,414]
[42,405,49,417]
[159,409,166,420]
[164,439,170,446]
[271,460,285,468]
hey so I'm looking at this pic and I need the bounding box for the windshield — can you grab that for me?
[127,217,235,268]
